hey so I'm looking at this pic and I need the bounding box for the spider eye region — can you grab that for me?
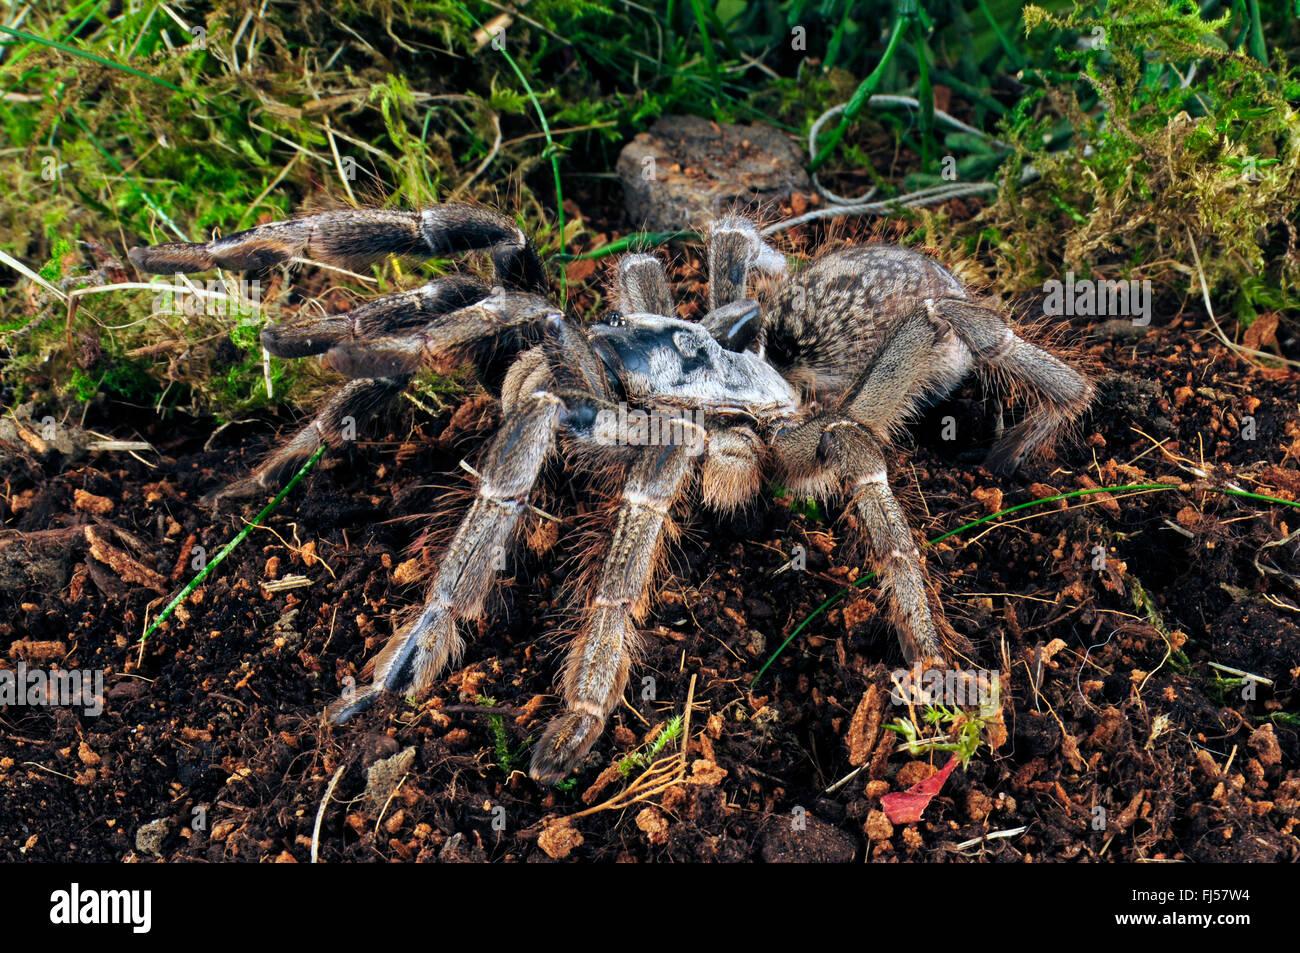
[671,329,705,358]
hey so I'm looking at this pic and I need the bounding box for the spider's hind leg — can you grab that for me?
[935,299,1094,474]
[318,288,560,380]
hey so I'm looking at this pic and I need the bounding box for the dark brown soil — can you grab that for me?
[2,196,1298,863]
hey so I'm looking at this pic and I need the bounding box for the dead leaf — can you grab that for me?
[881,754,960,824]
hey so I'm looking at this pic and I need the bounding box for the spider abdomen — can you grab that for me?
[768,243,974,400]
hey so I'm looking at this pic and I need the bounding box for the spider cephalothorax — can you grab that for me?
[128,204,1093,783]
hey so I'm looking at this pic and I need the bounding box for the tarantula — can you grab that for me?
[127,204,1092,783]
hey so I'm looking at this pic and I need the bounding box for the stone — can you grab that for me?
[617,115,809,230]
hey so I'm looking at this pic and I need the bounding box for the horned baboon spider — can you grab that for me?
[128,204,1093,783]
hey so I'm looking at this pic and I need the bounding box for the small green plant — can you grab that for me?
[477,695,532,775]
[37,238,74,283]
[1206,669,1260,706]
[886,704,987,767]
[770,484,824,522]
[1128,571,1193,673]
[616,714,684,777]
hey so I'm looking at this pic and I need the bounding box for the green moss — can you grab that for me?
[1,0,1297,424]
[63,356,158,405]
[954,0,1300,310]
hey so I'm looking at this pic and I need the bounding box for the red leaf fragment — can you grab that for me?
[881,754,960,824]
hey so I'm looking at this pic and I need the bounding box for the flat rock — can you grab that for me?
[363,746,415,813]
[617,114,809,230]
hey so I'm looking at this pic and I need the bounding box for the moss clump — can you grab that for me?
[954,0,1299,327]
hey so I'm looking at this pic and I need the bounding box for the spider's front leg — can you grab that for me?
[129,204,546,292]
[328,381,564,723]
[127,204,551,498]
[330,316,616,727]
[208,285,560,500]
[529,440,696,784]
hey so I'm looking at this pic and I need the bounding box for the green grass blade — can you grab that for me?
[808,10,911,174]
[140,444,328,645]
[0,23,185,93]
[453,2,567,304]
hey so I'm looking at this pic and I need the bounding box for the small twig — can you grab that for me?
[374,774,409,837]
[565,674,698,821]
[86,439,156,452]
[951,825,1028,851]
[312,762,348,864]
[0,248,67,300]
[261,573,313,593]
[1206,662,1274,687]
[22,762,79,782]
[1254,526,1300,590]
[1185,226,1300,370]
[823,763,867,795]
[681,673,697,771]
[323,116,359,208]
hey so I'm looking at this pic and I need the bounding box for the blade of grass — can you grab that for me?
[551,229,699,264]
[140,443,327,645]
[823,1,857,73]
[808,9,911,174]
[1246,0,1268,66]
[453,1,567,304]
[974,0,1027,71]
[684,0,722,101]
[0,23,186,93]
[912,16,934,172]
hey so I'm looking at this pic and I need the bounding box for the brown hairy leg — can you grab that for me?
[327,390,564,722]
[615,253,675,316]
[935,298,1094,474]
[129,204,546,293]
[213,376,407,501]
[259,274,490,358]
[774,416,947,663]
[700,424,764,513]
[530,442,695,783]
